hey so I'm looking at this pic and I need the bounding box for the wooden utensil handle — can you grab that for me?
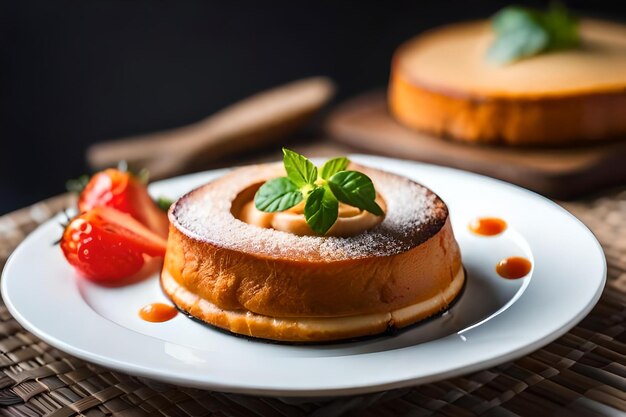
[87,77,335,177]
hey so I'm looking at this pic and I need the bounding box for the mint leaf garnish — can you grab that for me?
[487,21,548,64]
[283,148,317,187]
[254,150,383,235]
[328,171,383,216]
[319,157,349,180]
[255,177,303,212]
[487,3,579,65]
[304,186,339,235]
[542,3,579,50]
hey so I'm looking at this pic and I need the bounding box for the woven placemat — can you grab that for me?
[0,191,624,417]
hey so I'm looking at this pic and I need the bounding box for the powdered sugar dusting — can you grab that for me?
[172,163,446,262]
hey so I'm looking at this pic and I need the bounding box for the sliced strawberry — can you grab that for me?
[61,207,167,283]
[126,180,170,238]
[78,168,169,238]
[78,169,133,214]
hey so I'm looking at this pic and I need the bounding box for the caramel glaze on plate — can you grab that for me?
[496,257,532,280]
[139,303,178,322]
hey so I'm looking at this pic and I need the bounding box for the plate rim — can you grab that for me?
[1,155,607,397]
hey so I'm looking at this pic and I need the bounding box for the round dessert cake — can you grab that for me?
[161,163,464,342]
[389,19,626,146]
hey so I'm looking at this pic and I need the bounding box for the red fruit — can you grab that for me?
[78,169,132,213]
[78,169,169,238]
[61,207,167,283]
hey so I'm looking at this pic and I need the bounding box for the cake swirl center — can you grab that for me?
[237,193,386,237]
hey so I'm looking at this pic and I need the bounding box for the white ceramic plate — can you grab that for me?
[2,155,606,397]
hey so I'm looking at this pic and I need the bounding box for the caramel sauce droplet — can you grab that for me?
[496,257,532,279]
[469,217,507,236]
[139,303,178,322]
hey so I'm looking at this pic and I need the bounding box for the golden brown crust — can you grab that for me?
[164,218,461,318]
[162,163,463,341]
[171,163,450,262]
[388,20,626,146]
[161,266,465,343]
[389,69,626,146]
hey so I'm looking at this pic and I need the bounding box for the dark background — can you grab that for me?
[1,0,625,214]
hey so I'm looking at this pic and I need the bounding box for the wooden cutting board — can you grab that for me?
[325,91,626,199]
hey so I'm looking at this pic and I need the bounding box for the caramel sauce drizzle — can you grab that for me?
[496,257,532,279]
[469,217,507,236]
[139,303,178,322]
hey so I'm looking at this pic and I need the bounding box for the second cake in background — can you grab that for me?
[388,5,626,146]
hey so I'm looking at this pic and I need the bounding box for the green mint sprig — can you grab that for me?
[254,148,383,235]
[487,3,579,65]
[155,196,174,212]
